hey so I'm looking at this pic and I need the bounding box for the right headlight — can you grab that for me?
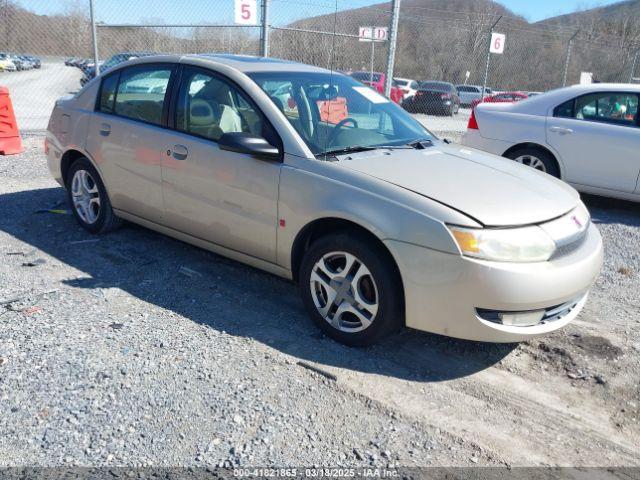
[448,225,556,263]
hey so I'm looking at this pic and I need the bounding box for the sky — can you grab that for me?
[498,0,621,22]
[18,0,624,25]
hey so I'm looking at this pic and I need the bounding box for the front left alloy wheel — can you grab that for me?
[300,232,403,346]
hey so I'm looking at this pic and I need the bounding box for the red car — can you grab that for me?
[471,91,528,109]
[349,71,405,104]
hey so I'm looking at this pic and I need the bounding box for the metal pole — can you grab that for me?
[481,16,501,101]
[562,30,579,87]
[370,27,375,84]
[260,0,270,57]
[89,0,100,75]
[384,0,401,97]
[630,50,639,83]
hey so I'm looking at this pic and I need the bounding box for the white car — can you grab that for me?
[393,77,417,100]
[462,83,640,202]
[456,85,493,107]
[0,54,16,72]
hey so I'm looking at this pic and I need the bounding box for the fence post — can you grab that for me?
[384,0,401,98]
[89,0,100,75]
[562,30,579,87]
[630,50,639,83]
[260,0,270,57]
[481,16,501,99]
[370,26,375,84]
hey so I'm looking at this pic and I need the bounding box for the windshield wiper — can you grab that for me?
[319,145,378,157]
[319,144,415,158]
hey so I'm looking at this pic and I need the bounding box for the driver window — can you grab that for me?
[175,68,263,141]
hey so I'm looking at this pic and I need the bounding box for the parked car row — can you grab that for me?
[0,53,41,71]
[74,52,155,86]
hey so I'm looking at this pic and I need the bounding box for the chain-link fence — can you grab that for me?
[1,0,639,137]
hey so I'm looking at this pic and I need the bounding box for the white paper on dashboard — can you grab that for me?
[352,86,389,104]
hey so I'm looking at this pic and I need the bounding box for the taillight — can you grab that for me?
[468,110,479,130]
[441,93,452,99]
[43,137,49,154]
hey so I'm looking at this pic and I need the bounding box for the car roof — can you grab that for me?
[482,83,640,116]
[107,53,333,76]
[183,54,330,73]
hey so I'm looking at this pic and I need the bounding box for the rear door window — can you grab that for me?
[113,65,172,126]
[573,92,639,126]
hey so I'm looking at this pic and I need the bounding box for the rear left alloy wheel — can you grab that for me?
[299,233,403,346]
[66,158,122,234]
[505,146,560,178]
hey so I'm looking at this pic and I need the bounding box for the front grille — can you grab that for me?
[550,233,587,260]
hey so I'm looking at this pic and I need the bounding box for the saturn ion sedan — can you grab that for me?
[45,54,603,346]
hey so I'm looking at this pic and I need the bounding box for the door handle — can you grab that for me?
[168,144,188,160]
[549,126,573,135]
[99,123,111,136]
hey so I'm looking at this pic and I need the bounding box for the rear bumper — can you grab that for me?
[461,129,513,156]
[384,223,603,342]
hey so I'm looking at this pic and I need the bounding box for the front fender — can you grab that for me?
[276,160,476,269]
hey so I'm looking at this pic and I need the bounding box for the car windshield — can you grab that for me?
[248,71,434,157]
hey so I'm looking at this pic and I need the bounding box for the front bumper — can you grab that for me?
[384,223,603,342]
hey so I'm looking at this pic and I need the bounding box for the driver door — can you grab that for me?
[160,66,282,262]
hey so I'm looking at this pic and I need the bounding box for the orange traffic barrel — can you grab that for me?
[0,86,24,155]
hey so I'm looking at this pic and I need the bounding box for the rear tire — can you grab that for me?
[505,146,560,178]
[299,232,403,347]
[65,157,122,234]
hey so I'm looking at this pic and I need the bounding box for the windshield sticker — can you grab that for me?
[353,86,389,104]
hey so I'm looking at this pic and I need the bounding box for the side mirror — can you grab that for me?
[218,132,280,161]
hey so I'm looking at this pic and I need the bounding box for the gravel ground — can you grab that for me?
[1,135,639,468]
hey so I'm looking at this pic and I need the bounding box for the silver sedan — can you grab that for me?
[45,54,603,346]
[463,83,640,202]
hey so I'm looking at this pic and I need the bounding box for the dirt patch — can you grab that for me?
[570,335,623,360]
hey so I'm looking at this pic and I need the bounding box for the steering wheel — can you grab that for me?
[327,117,359,147]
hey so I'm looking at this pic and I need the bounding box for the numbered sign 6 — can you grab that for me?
[490,32,506,54]
[235,0,257,26]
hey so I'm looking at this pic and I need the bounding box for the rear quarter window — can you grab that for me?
[554,99,574,118]
[98,72,119,113]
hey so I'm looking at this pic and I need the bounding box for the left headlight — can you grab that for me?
[448,225,556,263]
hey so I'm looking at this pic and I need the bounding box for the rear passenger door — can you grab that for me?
[159,65,282,262]
[86,63,175,224]
[547,92,640,193]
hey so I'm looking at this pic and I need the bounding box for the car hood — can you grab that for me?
[336,144,579,227]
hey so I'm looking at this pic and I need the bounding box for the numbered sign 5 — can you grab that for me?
[490,32,506,54]
[235,0,257,25]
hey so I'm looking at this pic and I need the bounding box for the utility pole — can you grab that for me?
[384,0,401,97]
[260,0,270,57]
[481,16,501,99]
[562,30,579,87]
[89,0,100,75]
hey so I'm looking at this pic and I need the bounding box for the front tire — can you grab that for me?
[299,232,403,347]
[505,146,560,178]
[66,157,122,234]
